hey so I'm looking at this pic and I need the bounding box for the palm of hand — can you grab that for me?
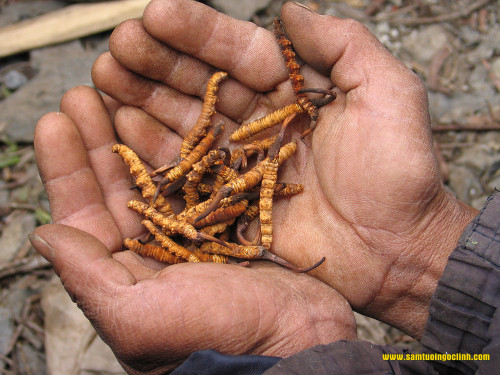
[34,83,356,373]
[91,0,451,325]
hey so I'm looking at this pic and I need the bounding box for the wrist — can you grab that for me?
[369,190,479,339]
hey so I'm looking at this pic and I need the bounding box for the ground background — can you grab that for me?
[0,0,499,373]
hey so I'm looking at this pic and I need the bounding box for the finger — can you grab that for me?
[93,52,244,138]
[109,19,286,124]
[113,250,166,280]
[92,52,165,110]
[59,86,145,241]
[29,224,136,317]
[142,0,286,92]
[114,105,183,169]
[35,111,126,251]
[110,19,215,97]
[102,94,123,123]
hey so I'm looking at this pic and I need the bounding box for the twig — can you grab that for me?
[364,0,386,16]
[13,238,33,261]
[437,142,476,148]
[434,140,449,183]
[0,354,13,368]
[0,256,51,280]
[378,0,493,25]
[72,330,98,375]
[24,320,44,336]
[4,325,23,358]
[3,294,43,365]
[0,169,37,190]
[16,343,33,375]
[5,203,38,211]
[427,46,452,93]
[432,123,500,132]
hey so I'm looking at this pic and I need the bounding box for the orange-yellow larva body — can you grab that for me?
[229,104,303,142]
[180,71,229,158]
[199,241,264,259]
[124,238,185,264]
[259,157,279,249]
[141,220,200,262]
[112,144,173,216]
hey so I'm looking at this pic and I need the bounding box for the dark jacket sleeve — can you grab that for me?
[264,192,500,375]
[420,191,500,375]
[170,350,280,375]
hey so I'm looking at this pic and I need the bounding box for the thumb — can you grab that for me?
[280,2,425,96]
[29,224,136,308]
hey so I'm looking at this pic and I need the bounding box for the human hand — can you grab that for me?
[90,0,480,339]
[32,86,356,374]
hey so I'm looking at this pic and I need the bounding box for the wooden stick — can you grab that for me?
[0,0,150,58]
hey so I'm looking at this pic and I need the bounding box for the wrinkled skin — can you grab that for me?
[32,1,478,374]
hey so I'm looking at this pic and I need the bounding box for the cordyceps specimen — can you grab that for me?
[272,17,337,138]
[227,17,337,145]
[113,18,336,272]
[259,113,295,250]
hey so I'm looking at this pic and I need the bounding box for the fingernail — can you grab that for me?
[29,233,55,263]
[292,1,318,13]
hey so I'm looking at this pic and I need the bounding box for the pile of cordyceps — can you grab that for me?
[112,18,336,272]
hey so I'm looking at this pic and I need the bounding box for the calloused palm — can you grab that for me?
[89,0,478,338]
[33,85,356,374]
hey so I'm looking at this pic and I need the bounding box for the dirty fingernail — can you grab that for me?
[29,233,55,262]
[292,1,318,13]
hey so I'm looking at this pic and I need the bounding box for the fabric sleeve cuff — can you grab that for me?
[421,192,500,374]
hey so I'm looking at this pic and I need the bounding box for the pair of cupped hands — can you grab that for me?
[31,0,478,373]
